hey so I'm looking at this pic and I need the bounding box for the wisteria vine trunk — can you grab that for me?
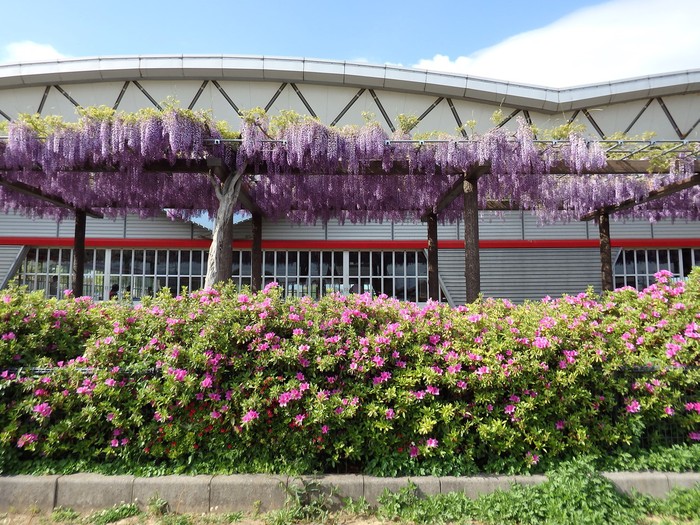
[205,166,244,288]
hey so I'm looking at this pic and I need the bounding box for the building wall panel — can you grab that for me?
[326,220,392,240]
[661,93,700,140]
[0,245,24,287]
[125,215,205,239]
[626,99,679,139]
[39,87,81,119]
[262,220,326,240]
[478,211,524,240]
[651,220,700,239]
[0,212,59,237]
[0,86,49,118]
[523,213,589,240]
[291,83,368,125]
[439,247,602,305]
[393,221,426,240]
[610,219,653,238]
[49,82,126,113]
[448,99,515,134]
[134,80,203,111]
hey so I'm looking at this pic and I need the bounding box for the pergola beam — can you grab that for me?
[580,172,700,221]
[0,179,103,219]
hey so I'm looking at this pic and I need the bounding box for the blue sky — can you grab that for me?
[1,0,698,87]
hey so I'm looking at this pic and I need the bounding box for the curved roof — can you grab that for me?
[0,55,699,113]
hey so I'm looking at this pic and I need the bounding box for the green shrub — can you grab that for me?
[1,269,699,476]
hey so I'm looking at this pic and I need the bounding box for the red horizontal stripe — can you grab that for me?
[0,237,698,250]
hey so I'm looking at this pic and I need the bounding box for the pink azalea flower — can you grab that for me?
[426,438,438,448]
[33,402,52,418]
[17,433,37,448]
[242,410,259,424]
[626,400,641,413]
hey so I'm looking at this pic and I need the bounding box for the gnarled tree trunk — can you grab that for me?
[205,164,245,288]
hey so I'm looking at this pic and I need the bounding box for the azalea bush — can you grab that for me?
[1,269,699,476]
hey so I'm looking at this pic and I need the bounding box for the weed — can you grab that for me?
[376,482,476,524]
[159,514,195,525]
[147,494,169,517]
[198,512,243,524]
[50,506,81,523]
[339,496,371,516]
[263,507,298,525]
[265,477,338,524]
[640,483,700,521]
[88,503,141,525]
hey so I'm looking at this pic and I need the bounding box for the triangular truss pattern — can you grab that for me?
[2,80,700,143]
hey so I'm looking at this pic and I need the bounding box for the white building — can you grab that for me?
[1,56,699,304]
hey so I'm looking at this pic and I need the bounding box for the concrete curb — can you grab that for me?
[1,472,699,513]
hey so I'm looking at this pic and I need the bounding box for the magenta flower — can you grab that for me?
[475,366,490,377]
[171,368,187,381]
[372,355,385,367]
[242,410,259,424]
[556,420,566,430]
[33,402,52,418]
[666,343,681,359]
[686,402,700,413]
[690,432,700,441]
[533,337,550,349]
[409,445,419,458]
[426,438,438,448]
[385,408,395,420]
[504,405,516,415]
[626,400,641,413]
[17,433,37,448]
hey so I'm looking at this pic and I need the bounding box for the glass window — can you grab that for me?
[179,251,191,275]
[240,251,251,276]
[168,251,179,275]
[613,248,699,291]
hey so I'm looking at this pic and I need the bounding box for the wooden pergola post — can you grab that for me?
[251,212,263,292]
[426,212,439,301]
[598,211,614,292]
[463,174,481,303]
[71,210,86,297]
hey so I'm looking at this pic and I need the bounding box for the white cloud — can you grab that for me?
[413,0,700,88]
[0,41,67,64]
